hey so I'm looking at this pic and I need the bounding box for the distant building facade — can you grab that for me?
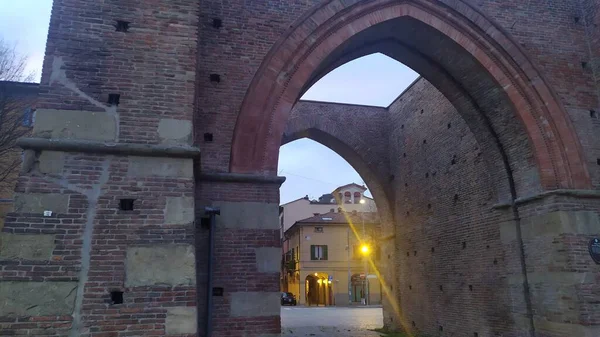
[280,183,377,237]
[282,211,382,306]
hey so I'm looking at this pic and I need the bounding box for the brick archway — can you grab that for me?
[282,101,394,231]
[231,0,591,192]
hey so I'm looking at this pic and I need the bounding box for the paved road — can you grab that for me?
[281,306,384,337]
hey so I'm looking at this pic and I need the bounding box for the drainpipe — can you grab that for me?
[205,206,220,337]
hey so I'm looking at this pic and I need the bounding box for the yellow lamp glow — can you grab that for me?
[359,199,366,204]
[327,280,332,284]
[317,279,322,285]
[314,273,318,276]
[361,245,370,254]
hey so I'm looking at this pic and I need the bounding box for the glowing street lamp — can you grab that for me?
[360,244,370,255]
[359,199,366,204]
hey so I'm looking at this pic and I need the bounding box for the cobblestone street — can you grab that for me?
[281,307,383,337]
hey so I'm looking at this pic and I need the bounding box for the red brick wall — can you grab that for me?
[195,0,321,172]
[2,153,196,336]
[1,0,200,335]
[388,78,520,336]
[469,0,600,189]
[2,0,600,336]
[195,181,281,336]
[39,0,198,144]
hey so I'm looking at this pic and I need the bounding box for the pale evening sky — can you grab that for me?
[0,0,419,204]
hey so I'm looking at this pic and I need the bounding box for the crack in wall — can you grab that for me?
[32,158,111,336]
[49,56,120,142]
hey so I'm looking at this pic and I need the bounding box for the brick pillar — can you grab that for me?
[196,173,284,337]
[498,193,600,337]
[0,0,201,335]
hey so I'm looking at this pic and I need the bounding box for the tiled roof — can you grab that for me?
[331,183,367,193]
[295,211,379,224]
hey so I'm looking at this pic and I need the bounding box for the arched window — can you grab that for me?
[354,192,362,204]
[344,191,351,204]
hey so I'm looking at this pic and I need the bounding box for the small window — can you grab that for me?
[314,226,324,233]
[22,107,33,127]
[330,208,335,212]
[310,245,328,260]
[119,199,135,211]
[353,192,361,204]
[110,291,124,305]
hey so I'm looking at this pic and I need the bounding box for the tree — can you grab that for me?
[0,38,36,195]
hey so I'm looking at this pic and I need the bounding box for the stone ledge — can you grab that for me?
[18,137,200,159]
[199,172,286,185]
[509,272,596,285]
[493,189,600,209]
[534,319,600,337]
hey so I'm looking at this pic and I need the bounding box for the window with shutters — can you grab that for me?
[310,245,328,260]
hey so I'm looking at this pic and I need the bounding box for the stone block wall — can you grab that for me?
[195,180,282,337]
[1,152,197,336]
[0,0,200,335]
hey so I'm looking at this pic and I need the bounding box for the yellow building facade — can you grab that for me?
[283,212,381,306]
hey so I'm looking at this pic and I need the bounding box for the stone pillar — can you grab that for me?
[0,0,201,335]
[499,192,600,337]
[196,174,284,337]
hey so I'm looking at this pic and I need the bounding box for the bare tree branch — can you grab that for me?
[0,38,35,82]
[0,38,36,194]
